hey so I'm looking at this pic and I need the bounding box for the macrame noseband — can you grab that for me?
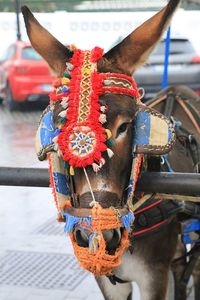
[36,46,175,276]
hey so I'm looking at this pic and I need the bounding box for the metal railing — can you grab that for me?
[0,167,199,196]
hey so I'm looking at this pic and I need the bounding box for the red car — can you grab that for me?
[0,40,55,110]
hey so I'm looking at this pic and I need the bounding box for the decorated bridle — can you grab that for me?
[36,46,175,275]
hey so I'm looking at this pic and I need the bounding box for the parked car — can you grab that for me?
[134,38,200,99]
[0,40,55,110]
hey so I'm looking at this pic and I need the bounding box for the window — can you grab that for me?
[152,39,195,56]
[21,47,42,60]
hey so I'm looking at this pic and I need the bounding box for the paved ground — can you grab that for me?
[0,102,194,300]
[0,103,104,300]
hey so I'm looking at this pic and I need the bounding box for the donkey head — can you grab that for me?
[22,0,179,275]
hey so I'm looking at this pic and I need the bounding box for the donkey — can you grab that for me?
[22,1,184,299]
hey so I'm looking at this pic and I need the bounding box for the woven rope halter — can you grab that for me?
[48,46,143,275]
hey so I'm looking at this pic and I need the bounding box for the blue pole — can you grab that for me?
[162,26,171,88]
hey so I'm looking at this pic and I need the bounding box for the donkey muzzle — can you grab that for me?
[74,227,121,252]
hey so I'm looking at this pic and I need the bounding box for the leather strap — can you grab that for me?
[107,275,129,285]
[131,198,181,239]
[180,244,200,287]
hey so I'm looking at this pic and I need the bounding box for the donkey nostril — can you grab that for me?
[102,229,114,243]
[74,228,122,251]
[74,228,89,247]
[103,228,121,251]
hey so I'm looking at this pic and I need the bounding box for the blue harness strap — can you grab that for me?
[182,219,200,244]
[162,26,171,89]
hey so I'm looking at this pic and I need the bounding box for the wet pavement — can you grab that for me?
[0,103,105,300]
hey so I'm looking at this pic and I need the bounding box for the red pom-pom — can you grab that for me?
[91,47,104,63]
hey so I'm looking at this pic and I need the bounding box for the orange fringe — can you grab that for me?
[70,230,129,276]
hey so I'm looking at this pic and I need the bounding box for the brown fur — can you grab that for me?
[21,6,73,76]
[104,0,180,73]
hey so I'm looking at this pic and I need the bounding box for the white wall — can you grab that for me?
[0,9,200,58]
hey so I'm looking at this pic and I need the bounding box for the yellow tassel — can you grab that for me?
[69,44,77,51]
[105,129,112,139]
[61,78,70,84]
[70,166,75,176]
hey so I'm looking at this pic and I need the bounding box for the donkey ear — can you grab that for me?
[21,6,73,75]
[104,0,180,74]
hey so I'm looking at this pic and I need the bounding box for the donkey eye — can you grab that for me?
[117,122,129,136]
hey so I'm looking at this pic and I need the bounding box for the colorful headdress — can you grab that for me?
[35,46,175,275]
[48,47,140,170]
